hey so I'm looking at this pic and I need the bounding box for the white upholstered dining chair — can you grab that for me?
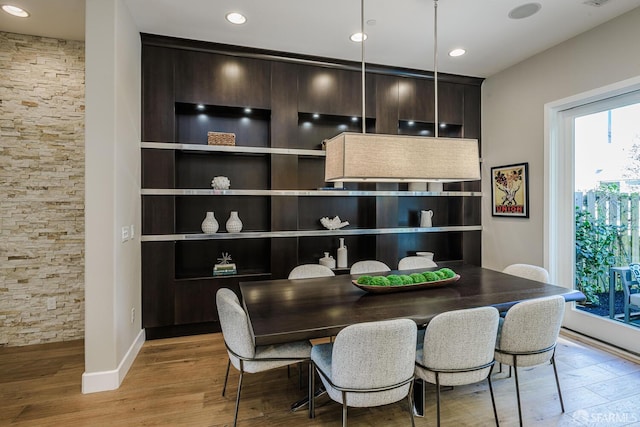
[349,260,391,274]
[502,263,550,283]
[398,256,437,270]
[309,318,417,426]
[216,288,312,427]
[494,295,565,426]
[288,264,335,279]
[415,306,500,427]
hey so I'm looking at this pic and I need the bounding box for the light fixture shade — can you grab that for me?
[324,132,480,182]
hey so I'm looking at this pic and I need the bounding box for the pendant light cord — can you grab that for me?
[361,0,366,134]
[434,0,439,138]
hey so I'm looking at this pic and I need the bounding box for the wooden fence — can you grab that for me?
[575,190,640,264]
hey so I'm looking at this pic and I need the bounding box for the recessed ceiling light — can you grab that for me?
[449,48,466,57]
[508,3,541,19]
[244,108,252,113]
[225,12,246,25]
[350,32,368,43]
[196,104,205,110]
[2,4,29,18]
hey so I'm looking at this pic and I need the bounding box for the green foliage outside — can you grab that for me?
[575,184,626,305]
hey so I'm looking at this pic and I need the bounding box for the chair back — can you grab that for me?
[332,319,417,391]
[421,307,499,375]
[398,256,437,270]
[498,295,565,366]
[216,288,255,362]
[350,260,391,274]
[503,263,550,283]
[621,268,638,302]
[288,264,335,279]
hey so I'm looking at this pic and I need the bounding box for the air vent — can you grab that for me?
[583,0,610,7]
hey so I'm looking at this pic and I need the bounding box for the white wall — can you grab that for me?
[481,7,640,271]
[83,0,142,393]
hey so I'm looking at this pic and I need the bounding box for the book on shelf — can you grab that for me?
[213,263,237,276]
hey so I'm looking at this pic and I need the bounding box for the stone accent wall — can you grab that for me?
[0,32,85,346]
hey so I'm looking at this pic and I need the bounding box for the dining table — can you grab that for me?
[240,262,586,347]
[239,261,585,417]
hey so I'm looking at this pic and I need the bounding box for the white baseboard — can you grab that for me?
[561,327,640,364]
[82,329,146,394]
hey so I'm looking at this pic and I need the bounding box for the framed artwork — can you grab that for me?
[491,162,529,218]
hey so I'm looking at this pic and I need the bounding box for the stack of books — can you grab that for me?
[213,263,237,276]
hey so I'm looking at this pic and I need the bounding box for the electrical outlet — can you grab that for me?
[130,307,135,324]
[47,297,56,310]
[121,226,129,242]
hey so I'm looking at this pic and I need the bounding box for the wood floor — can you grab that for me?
[2,331,640,426]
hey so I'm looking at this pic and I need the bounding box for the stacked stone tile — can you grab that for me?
[0,32,85,346]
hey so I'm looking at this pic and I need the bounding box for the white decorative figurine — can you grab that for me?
[211,176,231,190]
[320,216,349,230]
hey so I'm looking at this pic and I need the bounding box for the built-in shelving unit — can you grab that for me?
[141,226,483,242]
[140,33,484,339]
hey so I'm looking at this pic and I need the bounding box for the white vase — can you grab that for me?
[201,211,219,234]
[226,211,243,233]
[337,238,348,268]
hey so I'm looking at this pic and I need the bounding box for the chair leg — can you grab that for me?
[298,362,303,390]
[342,391,348,427]
[513,358,523,427]
[222,358,231,397]
[551,353,565,413]
[487,373,500,427]
[407,379,416,427]
[422,378,427,420]
[233,368,244,427]
[309,361,315,419]
[435,373,441,427]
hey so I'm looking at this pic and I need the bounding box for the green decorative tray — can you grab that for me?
[352,274,460,294]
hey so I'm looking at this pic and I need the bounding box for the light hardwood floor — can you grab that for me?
[2,332,640,426]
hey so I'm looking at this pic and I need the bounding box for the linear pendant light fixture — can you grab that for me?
[324,0,480,183]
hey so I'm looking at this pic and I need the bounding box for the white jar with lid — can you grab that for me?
[319,252,336,269]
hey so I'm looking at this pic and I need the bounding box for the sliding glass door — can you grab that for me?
[548,86,640,352]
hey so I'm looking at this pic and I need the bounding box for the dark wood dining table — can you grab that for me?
[239,262,586,347]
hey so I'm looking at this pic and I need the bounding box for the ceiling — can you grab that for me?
[1,0,640,77]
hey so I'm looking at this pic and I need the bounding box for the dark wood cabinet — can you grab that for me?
[174,50,271,109]
[140,34,483,339]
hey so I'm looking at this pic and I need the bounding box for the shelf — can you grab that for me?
[141,226,483,241]
[174,271,271,283]
[141,142,325,157]
[141,188,483,197]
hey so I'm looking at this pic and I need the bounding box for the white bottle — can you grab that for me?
[337,238,348,268]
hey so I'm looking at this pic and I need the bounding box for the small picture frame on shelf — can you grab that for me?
[490,162,529,218]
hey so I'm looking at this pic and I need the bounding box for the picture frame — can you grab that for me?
[491,162,529,218]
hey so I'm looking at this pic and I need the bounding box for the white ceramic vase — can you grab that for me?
[201,211,219,234]
[226,211,243,233]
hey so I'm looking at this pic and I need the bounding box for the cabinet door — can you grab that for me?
[174,50,271,108]
[398,76,434,122]
[142,242,175,328]
[398,77,464,125]
[298,65,375,117]
[438,82,464,125]
[142,45,175,142]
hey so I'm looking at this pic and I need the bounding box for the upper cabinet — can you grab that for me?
[174,49,271,109]
[297,65,376,117]
[397,77,464,125]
